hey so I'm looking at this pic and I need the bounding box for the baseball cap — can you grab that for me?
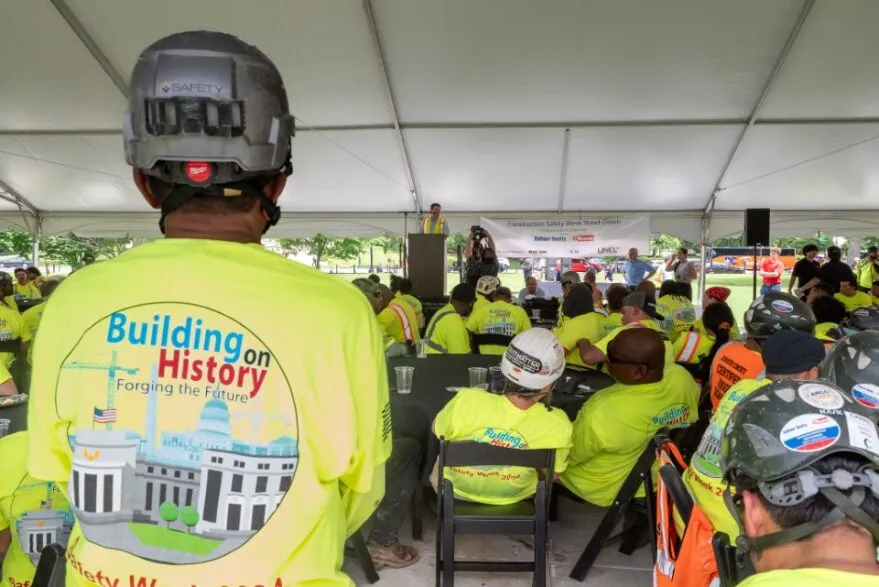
[500,329,566,392]
[561,271,581,286]
[705,286,731,304]
[623,291,664,321]
[761,331,826,375]
[476,275,500,296]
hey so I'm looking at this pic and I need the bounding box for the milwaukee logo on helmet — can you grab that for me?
[185,162,213,184]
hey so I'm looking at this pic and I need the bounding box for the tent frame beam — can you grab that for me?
[703,0,815,217]
[557,129,571,213]
[362,0,421,214]
[51,0,128,97]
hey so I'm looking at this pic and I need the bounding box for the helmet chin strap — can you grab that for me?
[158,183,281,235]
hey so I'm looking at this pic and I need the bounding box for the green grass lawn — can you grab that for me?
[331,271,764,324]
[128,522,220,556]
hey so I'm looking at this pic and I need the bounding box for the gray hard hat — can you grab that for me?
[820,331,879,413]
[123,31,294,186]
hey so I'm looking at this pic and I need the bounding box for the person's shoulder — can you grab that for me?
[664,363,698,382]
[737,568,876,587]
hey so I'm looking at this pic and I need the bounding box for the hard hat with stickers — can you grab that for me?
[820,331,879,414]
[743,291,816,340]
[720,379,879,557]
[840,306,879,335]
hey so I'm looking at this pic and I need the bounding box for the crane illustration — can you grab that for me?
[229,391,294,445]
[62,350,140,430]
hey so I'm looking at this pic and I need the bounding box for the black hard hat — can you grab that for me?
[820,331,879,413]
[744,291,815,340]
[840,306,879,334]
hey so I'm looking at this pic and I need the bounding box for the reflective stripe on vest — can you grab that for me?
[422,216,446,234]
[424,309,456,353]
[675,332,702,363]
[389,303,414,343]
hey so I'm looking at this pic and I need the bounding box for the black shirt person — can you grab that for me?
[788,243,820,296]
[800,245,855,294]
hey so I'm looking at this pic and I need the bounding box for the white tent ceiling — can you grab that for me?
[1,0,878,240]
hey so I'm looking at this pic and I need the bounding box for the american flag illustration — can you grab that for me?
[93,407,117,424]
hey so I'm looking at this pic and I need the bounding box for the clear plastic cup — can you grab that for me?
[531,309,541,320]
[0,418,9,438]
[415,339,428,358]
[489,366,504,392]
[395,366,415,394]
[469,367,488,390]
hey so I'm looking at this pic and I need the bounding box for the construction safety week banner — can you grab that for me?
[479,215,650,258]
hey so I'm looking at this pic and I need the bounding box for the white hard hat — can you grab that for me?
[501,329,566,392]
[476,275,501,296]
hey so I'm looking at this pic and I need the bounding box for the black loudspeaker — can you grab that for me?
[745,208,770,246]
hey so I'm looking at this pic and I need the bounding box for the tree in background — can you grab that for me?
[180,505,200,534]
[159,501,179,529]
[277,234,364,269]
[446,233,467,253]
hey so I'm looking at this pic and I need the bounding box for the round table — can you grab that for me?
[0,393,28,436]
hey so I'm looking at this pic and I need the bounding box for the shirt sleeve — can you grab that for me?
[445,319,473,354]
[434,390,467,438]
[570,404,601,465]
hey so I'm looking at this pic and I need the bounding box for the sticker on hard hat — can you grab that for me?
[780,414,840,453]
[185,161,213,183]
[845,411,879,455]
[771,300,794,314]
[505,344,541,373]
[852,384,879,410]
[798,384,845,410]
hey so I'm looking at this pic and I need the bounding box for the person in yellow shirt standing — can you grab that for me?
[377,283,421,344]
[834,279,873,312]
[0,431,72,587]
[433,329,573,505]
[684,331,825,540]
[561,328,699,506]
[553,284,605,370]
[396,278,423,328]
[421,202,449,237]
[26,31,390,587]
[12,268,39,301]
[424,283,475,355]
[855,245,879,292]
[466,286,531,355]
[719,380,879,587]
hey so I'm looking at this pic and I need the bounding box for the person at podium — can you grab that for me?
[421,202,449,236]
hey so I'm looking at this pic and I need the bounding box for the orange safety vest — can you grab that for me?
[422,215,446,234]
[708,342,764,412]
[654,442,720,587]
[389,301,416,343]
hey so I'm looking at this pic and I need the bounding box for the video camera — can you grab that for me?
[470,225,486,242]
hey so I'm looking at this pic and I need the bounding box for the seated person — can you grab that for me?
[685,331,825,539]
[635,279,657,297]
[561,328,699,506]
[377,283,421,345]
[466,286,530,355]
[474,275,500,313]
[719,380,879,586]
[368,273,381,284]
[873,279,879,306]
[352,278,409,357]
[575,291,675,367]
[21,277,63,364]
[396,278,424,327]
[806,282,834,306]
[432,329,573,505]
[708,292,814,411]
[553,284,605,370]
[583,271,604,309]
[424,283,475,355]
[835,278,873,312]
[693,286,740,340]
[674,301,733,367]
[0,360,17,397]
[601,284,629,337]
[518,276,546,303]
[0,432,71,587]
[0,273,23,372]
[25,266,44,289]
[556,271,582,327]
[811,295,847,344]
[656,280,696,343]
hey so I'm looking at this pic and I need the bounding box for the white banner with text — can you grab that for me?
[479,215,650,258]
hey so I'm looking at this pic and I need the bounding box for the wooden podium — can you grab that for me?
[407,233,447,299]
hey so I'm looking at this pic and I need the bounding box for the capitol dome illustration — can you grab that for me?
[197,399,232,436]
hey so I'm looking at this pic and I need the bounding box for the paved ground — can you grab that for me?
[344,497,652,586]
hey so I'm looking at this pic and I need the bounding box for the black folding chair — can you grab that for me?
[435,439,555,587]
[345,530,380,584]
[470,333,515,355]
[568,435,660,582]
[31,543,66,587]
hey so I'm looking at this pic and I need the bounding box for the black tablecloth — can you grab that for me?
[0,393,28,435]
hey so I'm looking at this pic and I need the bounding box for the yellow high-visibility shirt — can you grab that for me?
[466,300,531,355]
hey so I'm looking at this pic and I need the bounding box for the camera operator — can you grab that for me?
[464,225,499,287]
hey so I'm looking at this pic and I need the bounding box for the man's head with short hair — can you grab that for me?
[583,271,596,285]
[658,279,680,298]
[869,245,879,259]
[628,248,638,261]
[430,203,441,217]
[525,276,538,293]
[25,266,40,280]
[376,284,394,308]
[398,278,413,295]
[389,275,402,294]
[839,279,858,297]
[827,245,842,261]
[367,274,381,284]
[450,283,476,316]
[351,278,383,314]
[807,282,835,305]
[634,279,657,297]
[494,287,512,303]
[605,284,629,313]
[811,296,847,325]
[13,268,26,285]
[802,243,819,258]
[606,328,665,385]
[39,277,63,299]
[677,247,689,259]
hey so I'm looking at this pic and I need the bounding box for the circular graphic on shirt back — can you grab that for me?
[852,384,879,410]
[797,383,845,411]
[779,414,840,453]
[57,303,297,564]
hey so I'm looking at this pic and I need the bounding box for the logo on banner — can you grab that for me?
[572,234,595,242]
[598,247,620,255]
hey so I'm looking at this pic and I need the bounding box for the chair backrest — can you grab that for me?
[439,439,555,471]
[470,333,515,354]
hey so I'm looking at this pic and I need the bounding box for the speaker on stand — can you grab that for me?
[745,209,771,301]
